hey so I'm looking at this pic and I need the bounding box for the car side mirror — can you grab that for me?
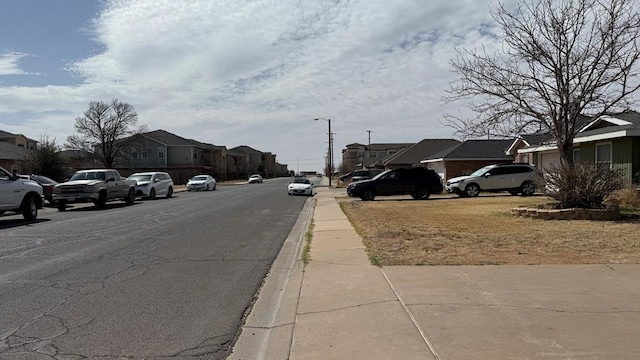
[107,177,115,182]
[484,173,491,177]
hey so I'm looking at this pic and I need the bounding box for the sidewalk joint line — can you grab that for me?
[380,268,442,360]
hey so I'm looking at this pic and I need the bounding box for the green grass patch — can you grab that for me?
[301,220,315,265]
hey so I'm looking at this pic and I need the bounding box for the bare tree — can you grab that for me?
[66,99,147,168]
[22,134,67,181]
[444,0,640,165]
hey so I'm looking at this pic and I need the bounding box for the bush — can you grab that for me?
[605,187,640,209]
[544,162,625,209]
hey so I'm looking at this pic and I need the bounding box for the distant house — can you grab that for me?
[114,129,228,183]
[0,140,27,171]
[341,142,414,171]
[0,130,37,171]
[228,145,265,179]
[381,139,461,169]
[517,110,640,186]
[421,139,516,180]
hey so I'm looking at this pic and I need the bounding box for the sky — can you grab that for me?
[0,0,513,173]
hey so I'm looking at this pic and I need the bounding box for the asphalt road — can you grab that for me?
[0,177,314,359]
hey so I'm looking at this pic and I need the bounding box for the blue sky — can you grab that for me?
[0,0,512,172]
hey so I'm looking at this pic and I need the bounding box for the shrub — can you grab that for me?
[605,187,640,209]
[544,162,625,209]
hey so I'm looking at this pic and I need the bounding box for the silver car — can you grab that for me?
[128,172,174,199]
[187,175,216,191]
[445,163,539,197]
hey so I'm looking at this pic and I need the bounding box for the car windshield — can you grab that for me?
[129,174,152,182]
[249,175,260,178]
[70,171,106,181]
[469,166,493,177]
[193,176,208,180]
[293,178,310,184]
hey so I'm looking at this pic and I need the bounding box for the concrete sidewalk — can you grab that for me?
[231,183,640,359]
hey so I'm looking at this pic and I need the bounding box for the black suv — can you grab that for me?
[347,167,443,201]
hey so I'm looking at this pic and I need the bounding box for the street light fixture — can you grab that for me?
[314,118,332,187]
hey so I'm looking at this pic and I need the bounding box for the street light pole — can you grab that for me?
[314,118,333,187]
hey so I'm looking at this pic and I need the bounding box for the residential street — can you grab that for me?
[0,178,309,359]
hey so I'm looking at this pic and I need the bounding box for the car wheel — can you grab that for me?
[149,188,156,200]
[22,194,38,220]
[57,200,67,211]
[520,181,536,196]
[360,190,375,201]
[213,183,216,190]
[464,183,480,197]
[206,184,210,191]
[414,188,430,200]
[125,188,135,204]
[166,186,173,198]
[96,191,107,207]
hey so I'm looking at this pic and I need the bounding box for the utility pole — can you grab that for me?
[365,130,371,168]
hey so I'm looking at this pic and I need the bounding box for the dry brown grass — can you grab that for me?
[339,194,640,266]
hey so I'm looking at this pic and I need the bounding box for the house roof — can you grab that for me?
[228,145,263,156]
[383,139,461,165]
[422,139,514,163]
[575,110,640,142]
[142,129,195,146]
[0,141,27,160]
[0,129,16,139]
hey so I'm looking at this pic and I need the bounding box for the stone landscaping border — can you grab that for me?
[511,204,621,220]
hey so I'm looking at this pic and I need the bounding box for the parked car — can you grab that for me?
[347,167,443,201]
[128,172,174,199]
[444,163,539,197]
[288,177,314,196]
[248,174,263,184]
[24,175,58,204]
[0,167,43,220]
[53,169,136,210]
[350,168,384,182]
[187,175,216,191]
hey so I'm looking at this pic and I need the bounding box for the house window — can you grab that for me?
[595,142,612,168]
[141,148,149,159]
[573,148,581,163]
[158,147,165,159]
[132,147,139,159]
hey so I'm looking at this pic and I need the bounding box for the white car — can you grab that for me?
[0,166,43,220]
[248,174,263,184]
[288,177,313,196]
[128,172,174,199]
[187,175,216,191]
[445,163,539,197]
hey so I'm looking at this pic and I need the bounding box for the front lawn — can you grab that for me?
[339,194,640,265]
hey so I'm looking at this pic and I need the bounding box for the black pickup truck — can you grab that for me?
[346,167,443,201]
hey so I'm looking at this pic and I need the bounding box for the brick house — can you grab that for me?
[421,139,516,181]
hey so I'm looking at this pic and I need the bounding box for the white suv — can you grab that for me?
[127,172,174,199]
[445,163,539,197]
[0,166,43,220]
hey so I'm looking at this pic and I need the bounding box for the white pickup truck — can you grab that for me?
[0,166,43,220]
[53,169,136,211]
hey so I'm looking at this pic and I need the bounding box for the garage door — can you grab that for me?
[540,152,561,173]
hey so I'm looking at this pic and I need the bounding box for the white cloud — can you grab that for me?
[1,0,517,171]
[0,52,29,75]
